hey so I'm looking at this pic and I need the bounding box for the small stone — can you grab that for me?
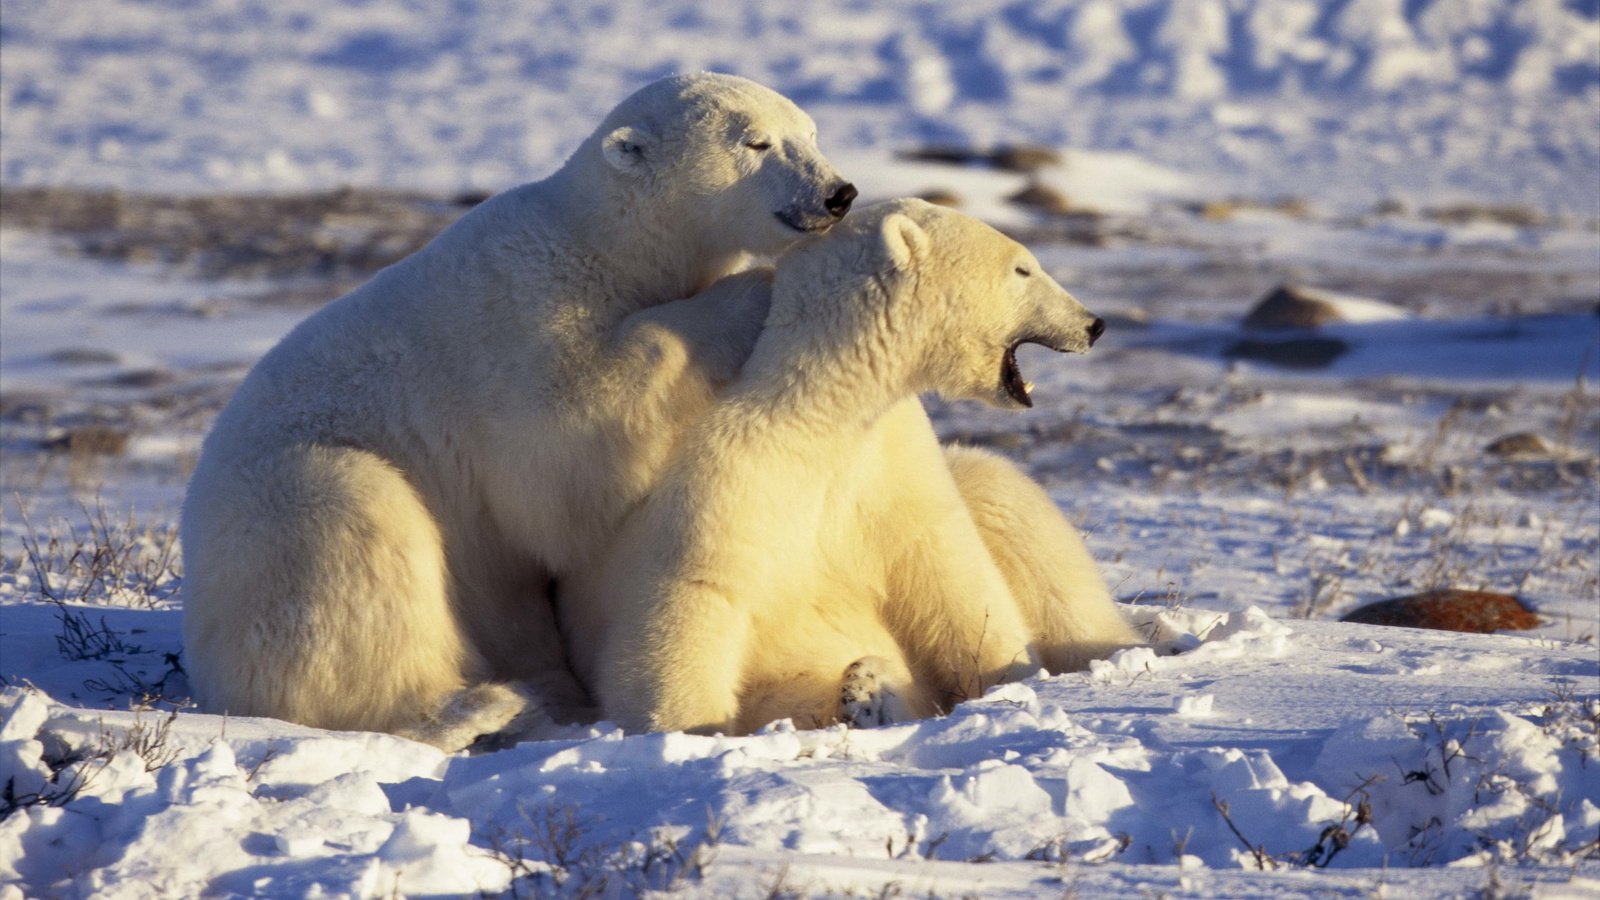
[1373,198,1408,217]
[48,347,121,366]
[896,144,1063,173]
[84,368,175,389]
[0,394,52,423]
[1341,589,1539,634]
[1422,204,1544,228]
[917,188,961,208]
[896,145,985,167]
[1417,508,1454,532]
[1484,432,1550,457]
[1273,197,1311,218]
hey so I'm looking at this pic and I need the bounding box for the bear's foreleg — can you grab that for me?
[601,581,752,735]
[883,516,1041,708]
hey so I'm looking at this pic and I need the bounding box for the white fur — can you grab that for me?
[180,73,845,749]
[565,200,1140,736]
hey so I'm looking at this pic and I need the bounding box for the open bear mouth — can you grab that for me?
[775,210,834,234]
[1000,339,1053,407]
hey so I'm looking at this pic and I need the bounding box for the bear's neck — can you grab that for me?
[725,298,919,444]
[546,164,750,316]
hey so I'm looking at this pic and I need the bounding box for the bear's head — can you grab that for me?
[591,73,855,258]
[774,199,1104,410]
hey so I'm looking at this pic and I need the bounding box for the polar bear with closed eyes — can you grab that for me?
[180,73,857,749]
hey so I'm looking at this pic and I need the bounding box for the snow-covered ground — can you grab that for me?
[2,1,1598,897]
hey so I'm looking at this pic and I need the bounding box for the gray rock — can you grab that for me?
[1243,284,1347,331]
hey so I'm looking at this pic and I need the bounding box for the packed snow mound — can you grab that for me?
[1,1,1596,213]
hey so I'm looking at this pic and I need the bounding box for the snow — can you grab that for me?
[2,0,1598,215]
[3,0,1598,897]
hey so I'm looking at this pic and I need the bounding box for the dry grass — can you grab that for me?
[0,698,185,820]
[5,496,182,610]
[486,803,723,899]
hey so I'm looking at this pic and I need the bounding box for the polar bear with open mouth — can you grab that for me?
[564,200,1140,735]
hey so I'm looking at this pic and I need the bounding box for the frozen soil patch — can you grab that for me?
[0,186,469,283]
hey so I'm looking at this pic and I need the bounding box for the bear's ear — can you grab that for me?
[878,213,928,272]
[602,125,657,174]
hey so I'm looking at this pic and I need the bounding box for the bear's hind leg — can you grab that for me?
[183,444,485,747]
[942,445,1139,672]
[406,682,545,751]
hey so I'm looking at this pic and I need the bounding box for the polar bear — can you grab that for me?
[562,200,1140,735]
[179,73,855,750]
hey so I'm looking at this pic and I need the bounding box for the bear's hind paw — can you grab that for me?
[839,656,899,728]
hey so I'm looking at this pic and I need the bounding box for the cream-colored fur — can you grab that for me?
[564,200,1139,736]
[942,445,1136,672]
[180,73,848,749]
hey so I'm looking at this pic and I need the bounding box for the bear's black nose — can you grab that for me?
[825,183,857,218]
[1087,317,1106,346]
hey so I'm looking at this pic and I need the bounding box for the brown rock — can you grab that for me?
[1341,589,1539,633]
[1006,182,1071,215]
[1243,284,1346,331]
[990,144,1063,174]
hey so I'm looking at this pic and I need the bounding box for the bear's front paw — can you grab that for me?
[839,656,899,728]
